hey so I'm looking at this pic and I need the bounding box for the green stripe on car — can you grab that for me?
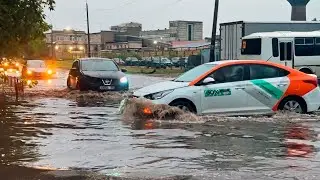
[251,79,284,100]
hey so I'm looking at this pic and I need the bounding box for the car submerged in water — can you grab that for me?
[67,58,129,91]
[129,60,320,116]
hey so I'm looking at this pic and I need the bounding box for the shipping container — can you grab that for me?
[219,21,320,61]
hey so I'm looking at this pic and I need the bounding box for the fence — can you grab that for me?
[100,49,202,59]
[0,75,24,101]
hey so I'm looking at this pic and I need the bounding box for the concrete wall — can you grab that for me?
[170,21,203,41]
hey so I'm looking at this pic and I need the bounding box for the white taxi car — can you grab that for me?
[132,60,320,115]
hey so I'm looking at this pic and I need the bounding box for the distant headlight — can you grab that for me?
[145,89,174,100]
[27,70,32,75]
[120,76,128,83]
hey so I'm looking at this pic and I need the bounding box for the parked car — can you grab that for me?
[131,60,320,116]
[67,58,129,91]
[113,58,125,66]
[171,57,181,67]
[161,58,173,68]
[22,60,54,79]
[125,57,139,66]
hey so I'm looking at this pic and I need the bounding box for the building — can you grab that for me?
[89,31,115,56]
[45,28,87,59]
[110,22,142,36]
[169,20,203,41]
[140,20,203,43]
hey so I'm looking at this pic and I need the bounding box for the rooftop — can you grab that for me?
[244,30,320,38]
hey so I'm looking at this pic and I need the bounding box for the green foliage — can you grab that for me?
[0,0,55,57]
[24,38,50,59]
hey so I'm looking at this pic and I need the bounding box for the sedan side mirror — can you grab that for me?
[121,68,127,72]
[202,77,215,85]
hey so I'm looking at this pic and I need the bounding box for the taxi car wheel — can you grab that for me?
[278,97,307,114]
[170,100,196,113]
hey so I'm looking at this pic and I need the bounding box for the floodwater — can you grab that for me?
[1,69,320,179]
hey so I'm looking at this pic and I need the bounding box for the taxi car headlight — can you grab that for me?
[144,89,174,100]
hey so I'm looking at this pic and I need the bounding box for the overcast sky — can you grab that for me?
[45,0,320,37]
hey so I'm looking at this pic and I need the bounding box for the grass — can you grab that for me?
[53,59,185,75]
[52,59,74,69]
[120,66,184,75]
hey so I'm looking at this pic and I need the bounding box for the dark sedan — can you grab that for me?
[67,58,129,91]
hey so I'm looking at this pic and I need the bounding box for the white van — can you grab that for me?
[240,31,320,76]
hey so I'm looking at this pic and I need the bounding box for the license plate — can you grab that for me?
[100,86,115,90]
[118,98,128,114]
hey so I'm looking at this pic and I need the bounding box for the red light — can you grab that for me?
[143,107,152,115]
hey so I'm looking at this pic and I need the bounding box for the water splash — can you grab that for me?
[121,98,199,122]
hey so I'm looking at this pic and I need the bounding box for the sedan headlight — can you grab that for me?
[27,70,32,75]
[120,76,128,83]
[144,89,174,100]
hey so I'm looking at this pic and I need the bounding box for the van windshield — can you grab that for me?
[174,64,216,82]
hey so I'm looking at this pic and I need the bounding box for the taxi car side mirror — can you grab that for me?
[202,77,215,85]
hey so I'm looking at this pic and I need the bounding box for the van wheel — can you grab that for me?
[278,97,307,114]
[299,68,314,74]
[170,100,196,113]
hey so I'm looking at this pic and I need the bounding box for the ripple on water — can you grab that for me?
[3,89,320,179]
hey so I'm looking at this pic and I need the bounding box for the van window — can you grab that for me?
[241,38,261,55]
[272,38,279,57]
[295,37,314,56]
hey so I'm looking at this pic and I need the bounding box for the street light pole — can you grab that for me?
[86,0,91,57]
[210,0,219,62]
[50,26,54,59]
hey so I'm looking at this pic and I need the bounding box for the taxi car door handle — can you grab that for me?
[235,87,245,90]
[277,84,287,87]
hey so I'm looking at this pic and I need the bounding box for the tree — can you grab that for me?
[0,0,55,57]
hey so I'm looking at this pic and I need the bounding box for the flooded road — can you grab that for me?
[2,69,320,179]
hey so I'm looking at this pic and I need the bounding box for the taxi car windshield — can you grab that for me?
[174,64,216,82]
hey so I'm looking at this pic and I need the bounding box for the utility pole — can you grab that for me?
[86,0,91,57]
[50,25,54,59]
[210,0,219,62]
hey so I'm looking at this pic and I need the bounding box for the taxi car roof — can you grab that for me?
[205,60,278,66]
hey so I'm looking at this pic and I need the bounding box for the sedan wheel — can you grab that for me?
[283,100,303,113]
[170,100,196,113]
[176,105,191,112]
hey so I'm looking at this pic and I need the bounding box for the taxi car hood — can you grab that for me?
[133,81,189,97]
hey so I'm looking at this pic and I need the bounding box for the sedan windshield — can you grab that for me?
[81,59,119,71]
[27,60,46,68]
[174,63,217,82]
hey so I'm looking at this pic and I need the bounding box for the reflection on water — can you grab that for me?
[1,97,320,179]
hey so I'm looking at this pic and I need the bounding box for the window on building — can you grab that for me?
[187,24,194,41]
[295,37,315,56]
[241,38,261,55]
